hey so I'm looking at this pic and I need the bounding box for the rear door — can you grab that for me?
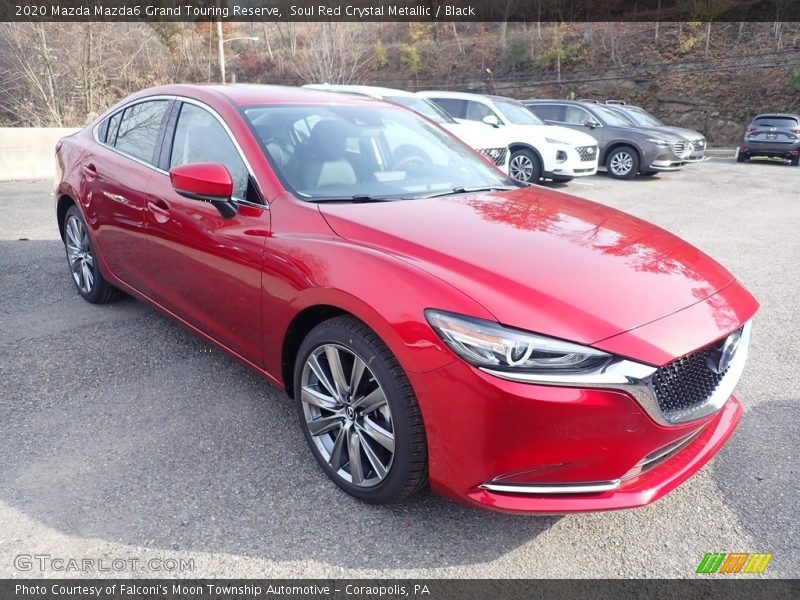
[84,99,171,293]
[144,100,270,366]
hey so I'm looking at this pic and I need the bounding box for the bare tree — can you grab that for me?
[291,23,374,84]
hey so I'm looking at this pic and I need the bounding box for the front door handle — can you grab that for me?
[147,197,170,223]
[81,163,98,180]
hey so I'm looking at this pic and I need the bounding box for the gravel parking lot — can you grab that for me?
[0,159,797,578]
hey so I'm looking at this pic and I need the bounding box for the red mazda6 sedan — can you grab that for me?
[55,84,758,513]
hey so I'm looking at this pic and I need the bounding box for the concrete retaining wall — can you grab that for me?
[0,128,81,182]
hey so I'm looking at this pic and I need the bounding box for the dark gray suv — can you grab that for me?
[737,113,800,166]
[523,99,690,179]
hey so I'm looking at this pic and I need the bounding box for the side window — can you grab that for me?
[431,98,466,119]
[170,103,249,200]
[529,104,562,122]
[105,111,122,145]
[114,100,170,164]
[564,106,592,125]
[464,101,497,122]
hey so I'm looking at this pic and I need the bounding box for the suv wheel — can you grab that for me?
[509,149,542,183]
[606,146,639,180]
[736,149,749,163]
[791,155,799,167]
[293,316,428,504]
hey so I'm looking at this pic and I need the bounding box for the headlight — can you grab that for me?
[647,138,670,147]
[545,137,570,146]
[425,310,611,373]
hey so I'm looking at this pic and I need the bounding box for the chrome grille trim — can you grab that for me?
[481,321,752,427]
[672,141,691,158]
[576,145,598,161]
[477,147,508,166]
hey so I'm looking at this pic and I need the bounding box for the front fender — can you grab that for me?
[260,234,495,382]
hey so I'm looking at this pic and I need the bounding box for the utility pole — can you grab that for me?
[216,18,226,84]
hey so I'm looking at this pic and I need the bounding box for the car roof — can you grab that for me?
[752,113,800,120]
[418,90,515,102]
[521,99,595,106]
[302,84,417,99]
[123,83,386,108]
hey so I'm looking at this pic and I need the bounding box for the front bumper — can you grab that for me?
[543,145,598,179]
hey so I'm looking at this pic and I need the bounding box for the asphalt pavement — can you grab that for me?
[0,159,797,578]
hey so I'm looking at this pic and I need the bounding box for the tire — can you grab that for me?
[293,316,428,504]
[791,155,799,167]
[63,205,120,304]
[736,149,748,163]
[606,146,640,180]
[509,149,543,183]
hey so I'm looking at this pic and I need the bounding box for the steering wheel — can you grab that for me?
[390,145,432,171]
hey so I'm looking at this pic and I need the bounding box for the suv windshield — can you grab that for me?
[385,96,453,124]
[624,107,664,127]
[495,100,544,125]
[244,104,511,200]
[592,104,635,127]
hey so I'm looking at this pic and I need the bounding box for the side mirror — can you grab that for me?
[482,114,501,127]
[584,119,600,129]
[169,163,238,219]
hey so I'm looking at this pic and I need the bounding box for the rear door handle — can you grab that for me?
[81,163,98,180]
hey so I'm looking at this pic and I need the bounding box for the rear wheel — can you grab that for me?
[791,155,799,167]
[509,149,542,183]
[293,316,428,504]
[63,205,120,304]
[606,146,639,180]
[736,148,749,163]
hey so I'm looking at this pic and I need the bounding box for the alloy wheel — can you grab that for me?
[65,215,95,294]
[300,344,395,488]
[609,152,634,176]
[509,154,534,181]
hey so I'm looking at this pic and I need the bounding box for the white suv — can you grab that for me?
[418,91,599,183]
[302,84,510,174]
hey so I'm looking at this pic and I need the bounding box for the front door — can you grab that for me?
[144,101,270,366]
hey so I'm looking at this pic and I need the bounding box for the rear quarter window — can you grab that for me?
[113,100,170,164]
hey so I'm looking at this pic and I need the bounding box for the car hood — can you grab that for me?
[318,187,736,345]
[440,121,509,150]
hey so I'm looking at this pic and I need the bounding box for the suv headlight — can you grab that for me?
[425,310,611,373]
[647,138,670,147]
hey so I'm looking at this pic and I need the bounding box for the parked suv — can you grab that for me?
[303,84,510,173]
[737,113,800,166]
[603,101,706,162]
[419,91,599,183]
[523,99,690,179]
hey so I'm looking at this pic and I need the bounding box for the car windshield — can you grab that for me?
[625,108,664,127]
[495,100,544,125]
[244,104,512,201]
[384,96,453,124]
[592,104,634,127]
[608,108,637,126]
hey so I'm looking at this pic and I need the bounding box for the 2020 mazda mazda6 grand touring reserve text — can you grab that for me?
[54,85,758,513]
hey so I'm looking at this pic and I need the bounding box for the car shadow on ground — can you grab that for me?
[711,400,800,575]
[0,239,559,571]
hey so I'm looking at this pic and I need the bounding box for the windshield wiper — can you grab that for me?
[306,194,393,204]
[418,185,519,199]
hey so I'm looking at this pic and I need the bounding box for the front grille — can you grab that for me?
[576,145,597,161]
[692,138,706,150]
[671,142,690,158]
[478,147,508,166]
[651,333,738,418]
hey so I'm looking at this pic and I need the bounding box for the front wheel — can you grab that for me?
[606,146,640,179]
[293,316,428,504]
[63,205,120,304]
[509,149,542,183]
